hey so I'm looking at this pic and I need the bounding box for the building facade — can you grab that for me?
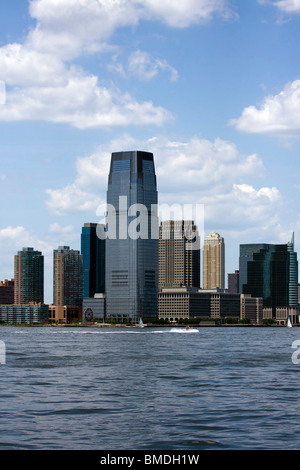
[228,270,239,294]
[49,305,82,324]
[240,294,263,324]
[82,294,106,323]
[14,247,44,304]
[53,246,83,307]
[0,279,14,304]
[159,220,200,290]
[0,303,49,325]
[203,232,225,289]
[81,223,105,298]
[105,151,158,322]
[239,236,298,318]
[159,287,240,323]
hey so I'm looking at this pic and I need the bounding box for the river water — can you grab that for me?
[0,325,299,450]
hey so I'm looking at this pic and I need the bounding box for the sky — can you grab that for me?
[1,0,300,303]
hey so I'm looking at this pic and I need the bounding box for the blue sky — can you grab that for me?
[1,0,300,303]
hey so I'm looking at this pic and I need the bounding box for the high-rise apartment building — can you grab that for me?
[0,279,14,304]
[105,150,158,322]
[239,235,298,315]
[159,220,200,289]
[81,223,105,298]
[14,247,44,304]
[203,232,225,289]
[53,246,83,307]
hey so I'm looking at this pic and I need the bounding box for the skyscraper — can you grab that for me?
[203,232,225,289]
[81,223,105,298]
[105,150,158,322]
[53,246,83,307]
[239,235,298,315]
[14,247,44,304]
[159,220,200,289]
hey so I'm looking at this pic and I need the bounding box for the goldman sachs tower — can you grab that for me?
[105,151,158,322]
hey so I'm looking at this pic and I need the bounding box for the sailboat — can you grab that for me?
[138,318,144,328]
[287,316,293,328]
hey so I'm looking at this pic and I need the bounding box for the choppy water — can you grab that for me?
[0,325,300,450]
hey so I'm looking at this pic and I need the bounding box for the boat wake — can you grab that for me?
[170,328,199,334]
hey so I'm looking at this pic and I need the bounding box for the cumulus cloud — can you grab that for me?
[28,0,234,60]
[137,0,236,27]
[0,0,235,128]
[258,0,300,13]
[0,225,53,255]
[0,0,207,128]
[44,134,284,242]
[0,43,172,128]
[230,80,300,136]
[46,184,105,216]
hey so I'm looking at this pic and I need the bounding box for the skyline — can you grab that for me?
[1,1,300,303]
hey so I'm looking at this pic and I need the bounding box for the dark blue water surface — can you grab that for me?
[0,325,300,450]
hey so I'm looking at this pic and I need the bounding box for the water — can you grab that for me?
[0,325,300,450]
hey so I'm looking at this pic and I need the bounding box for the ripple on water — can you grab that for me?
[0,326,300,450]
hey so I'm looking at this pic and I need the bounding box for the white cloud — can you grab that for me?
[261,0,300,13]
[28,0,234,60]
[44,134,284,243]
[0,0,234,128]
[0,43,65,87]
[140,0,236,27]
[230,80,300,135]
[127,50,178,82]
[0,45,172,128]
[0,226,53,255]
[45,184,105,216]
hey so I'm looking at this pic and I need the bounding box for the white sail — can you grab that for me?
[287,317,292,328]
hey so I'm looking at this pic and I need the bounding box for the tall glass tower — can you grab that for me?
[239,235,298,314]
[81,223,105,298]
[105,151,158,322]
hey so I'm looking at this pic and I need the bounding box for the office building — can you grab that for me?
[81,223,105,298]
[49,305,82,324]
[53,246,83,308]
[203,232,225,289]
[105,150,158,322]
[159,220,200,289]
[82,294,106,323]
[14,248,44,304]
[239,235,298,317]
[239,243,268,295]
[240,294,263,324]
[228,270,239,294]
[159,287,240,323]
[0,279,14,304]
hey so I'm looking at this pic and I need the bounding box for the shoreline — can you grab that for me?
[0,322,289,328]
